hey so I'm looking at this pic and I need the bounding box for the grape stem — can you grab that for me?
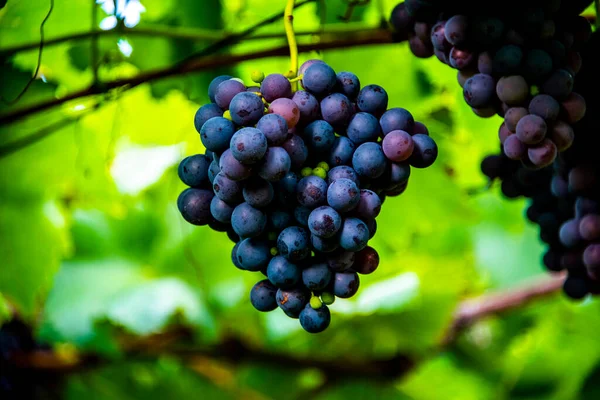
[284,0,299,90]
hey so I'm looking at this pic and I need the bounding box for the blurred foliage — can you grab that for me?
[0,0,599,399]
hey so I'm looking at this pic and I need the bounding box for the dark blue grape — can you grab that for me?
[276,287,310,318]
[353,190,381,219]
[352,142,387,178]
[431,21,450,51]
[260,73,292,102]
[256,114,289,146]
[178,154,211,188]
[302,263,333,291]
[231,241,243,269]
[209,218,229,232]
[294,206,311,227]
[229,92,265,126]
[178,188,214,226]
[291,90,321,124]
[243,178,274,208]
[389,162,411,188]
[297,176,328,208]
[320,93,353,128]
[219,149,253,181]
[208,160,220,184]
[278,171,299,194]
[210,196,234,223]
[215,79,246,110]
[529,94,560,121]
[541,69,574,100]
[304,120,335,153]
[365,216,378,238]
[493,45,522,75]
[231,202,267,238]
[299,59,326,76]
[408,134,438,168]
[329,136,356,167]
[269,210,292,232]
[356,84,388,116]
[282,134,308,169]
[277,226,310,262]
[236,238,270,271]
[250,279,278,311]
[389,2,415,36]
[194,103,223,133]
[523,49,553,82]
[326,250,355,272]
[335,71,360,99]
[563,276,588,300]
[258,147,291,182]
[213,172,243,204]
[267,256,301,288]
[327,178,360,212]
[444,15,468,46]
[463,74,495,108]
[302,63,337,98]
[299,304,331,333]
[347,112,381,144]
[200,117,236,153]
[576,198,599,219]
[333,271,360,298]
[327,165,359,186]
[230,127,268,164]
[208,75,232,103]
[308,206,342,238]
[472,16,504,46]
[227,228,239,243]
[339,217,369,251]
[311,234,340,253]
[380,108,415,136]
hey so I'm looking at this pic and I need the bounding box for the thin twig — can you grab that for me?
[0,28,392,126]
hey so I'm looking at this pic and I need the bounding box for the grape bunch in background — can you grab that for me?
[177,60,438,333]
[390,0,591,169]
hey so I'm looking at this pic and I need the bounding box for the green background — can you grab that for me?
[1,0,599,398]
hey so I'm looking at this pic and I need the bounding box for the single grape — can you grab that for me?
[387,162,411,188]
[498,122,512,143]
[389,2,415,37]
[409,134,438,168]
[413,121,429,135]
[208,75,232,103]
[231,202,267,238]
[260,73,292,102]
[560,92,586,124]
[449,47,475,70]
[352,142,387,178]
[208,160,220,184]
[320,93,353,128]
[493,45,523,75]
[523,49,553,82]
[282,134,309,169]
[250,280,278,312]
[329,136,356,167]
[297,176,328,208]
[311,234,340,253]
[256,114,289,146]
[326,250,355,272]
[352,246,379,274]
[504,107,528,132]
[333,271,360,298]
[503,134,526,160]
[529,94,560,121]
[382,130,414,162]
[267,256,301,289]
[294,206,311,227]
[496,75,529,106]
[277,226,310,262]
[236,238,270,271]
[444,15,468,46]
[339,217,369,251]
[408,34,434,58]
[527,139,557,168]
[584,244,600,269]
[304,120,336,153]
[299,303,331,333]
[302,263,333,291]
[210,196,234,223]
[213,172,243,204]
[219,149,253,181]
[243,177,274,208]
[356,84,388,116]
[579,215,600,241]
[335,71,361,99]
[327,165,359,186]
[327,178,360,212]
[178,154,211,188]
[477,52,493,75]
[463,74,495,108]
[308,206,342,238]
[346,112,381,144]
[215,79,246,110]
[380,108,415,136]
[431,21,450,51]
[229,92,265,126]
[353,190,382,219]
[269,98,301,129]
[516,114,547,144]
[299,59,326,76]
[541,69,574,100]
[269,209,292,232]
[194,103,223,133]
[178,188,214,226]
[276,287,310,318]
[200,117,236,153]
[302,63,337,98]
[230,127,268,164]
[291,90,321,124]
[563,276,588,300]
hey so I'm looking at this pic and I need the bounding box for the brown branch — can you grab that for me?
[0,28,392,126]
[6,273,565,382]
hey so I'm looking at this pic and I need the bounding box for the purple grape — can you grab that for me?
[294,206,311,227]
[413,121,429,135]
[529,94,560,121]
[269,98,300,129]
[548,120,574,151]
[291,90,321,124]
[496,75,529,106]
[219,149,253,181]
[523,49,553,82]
[214,79,246,110]
[311,234,340,253]
[213,172,243,204]
[230,127,268,164]
[333,271,360,298]
[299,303,331,333]
[327,165,359,186]
[503,134,526,160]
[260,73,292,102]
[409,34,435,58]
[352,246,379,274]
[353,189,382,219]
[444,15,469,46]
[580,215,600,241]
[299,59,326,77]
[516,114,547,144]
[380,108,415,135]
[449,47,475,70]
[269,209,292,232]
[504,107,528,132]
[559,218,583,248]
[210,196,234,223]
[243,177,274,208]
[229,92,265,126]
[178,188,214,226]
[561,92,586,124]
[477,51,493,75]
[339,217,369,252]
[382,130,414,162]
[281,134,308,169]
[256,114,289,146]
[276,287,310,318]
[302,263,333,291]
[431,21,450,51]
[498,122,512,143]
[208,75,232,103]
[541,69,574,100]
[320,93,353,128]
[463,73,495,108]
[408,134,438,168]
[527,138,557,168]
[493,45,523,75]
[258,146,291,182]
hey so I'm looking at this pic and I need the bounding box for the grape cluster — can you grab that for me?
[177,61,438,333]
[480,31,600,299]
[390,0,591,169]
